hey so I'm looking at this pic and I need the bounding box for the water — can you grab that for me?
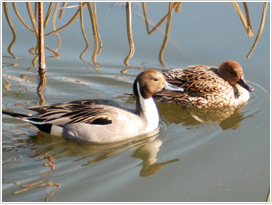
[2,2,270,202]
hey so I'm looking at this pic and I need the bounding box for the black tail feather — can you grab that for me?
[2,110,31,119]
[3,110,54,134]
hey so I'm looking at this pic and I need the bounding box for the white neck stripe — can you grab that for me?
[137,82,159,133]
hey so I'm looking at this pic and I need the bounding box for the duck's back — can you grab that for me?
[156,65,249,108]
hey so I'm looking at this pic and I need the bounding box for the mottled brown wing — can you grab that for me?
[163,66,227,94]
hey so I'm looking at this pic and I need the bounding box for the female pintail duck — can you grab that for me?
[3,70,183,144]
[155,60,254,108]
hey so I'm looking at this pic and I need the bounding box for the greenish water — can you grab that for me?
[2,2,270,202]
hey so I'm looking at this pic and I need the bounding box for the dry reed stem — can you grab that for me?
[242,3,253,36]
[45,2,87,37]
[87,2,101,68]
[44,2,54,28]
[38,2,46,70]
[159,2,174,67]
[175,2,182,13]
[26,2,38,36]
[12,2,35,33]
[3,3,18,59]
[124,2,135,66]
[50,2,62,59]
[246,2,268,59]
[34,2,38,20]
[59,2,67,18]
[142,2,181,35]
[94,3,103,56]
[79,2,91,65]
[232,2,254,37]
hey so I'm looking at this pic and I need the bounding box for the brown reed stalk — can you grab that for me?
[246,2,268,58]
[38,2,46,70]
[49,2,61,59]
[80,2,91,65]
[59,2,67,18]
[44,2,54,28]
[87,2,100,68]
[175,2,182,13]
[143,2,181,35]
[124,2,135,66]
[243,3,253,36]
[159,2,174,67]
[27,2,38,35]
[232,2,254,37]
[45,3,87,37]
[93,3,103,56]
[3,3,18,59]
[12,3,35,33]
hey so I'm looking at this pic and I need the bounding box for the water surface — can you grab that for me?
[2,2,270,202]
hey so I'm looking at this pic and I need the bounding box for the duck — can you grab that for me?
[154,60,254,108]
[2,70,183,144]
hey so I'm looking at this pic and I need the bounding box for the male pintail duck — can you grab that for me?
[155,60,254,108]
[3,70,183,144]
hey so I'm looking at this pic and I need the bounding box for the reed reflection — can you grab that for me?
[11,129,179,201]
[12,152,60,202]
[37,70,47,106]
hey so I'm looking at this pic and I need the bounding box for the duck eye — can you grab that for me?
[231,71,237,76]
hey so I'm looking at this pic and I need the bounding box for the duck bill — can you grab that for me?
[164,81,184,92]
[237,78,254,92]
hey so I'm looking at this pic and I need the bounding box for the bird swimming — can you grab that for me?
[3,70,183,144]
[155,60,254,108]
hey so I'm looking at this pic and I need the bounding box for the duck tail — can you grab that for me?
[2,110,31,119]
[3,110,63,136]
[3,110,47,125]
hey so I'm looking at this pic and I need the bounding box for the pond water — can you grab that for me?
[2,2,270,202]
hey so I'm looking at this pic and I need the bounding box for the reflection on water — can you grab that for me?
[2,2,270,202]
[37,70,47,106]
[30,128,180,178]
[132,139,179,177]
[5,80,267,201]
[6,128,179,201]
[158,102,245,130]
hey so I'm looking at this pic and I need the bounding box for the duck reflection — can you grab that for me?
[28,129,179,177]
[157,102,247,130]
[132,139,179,177]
